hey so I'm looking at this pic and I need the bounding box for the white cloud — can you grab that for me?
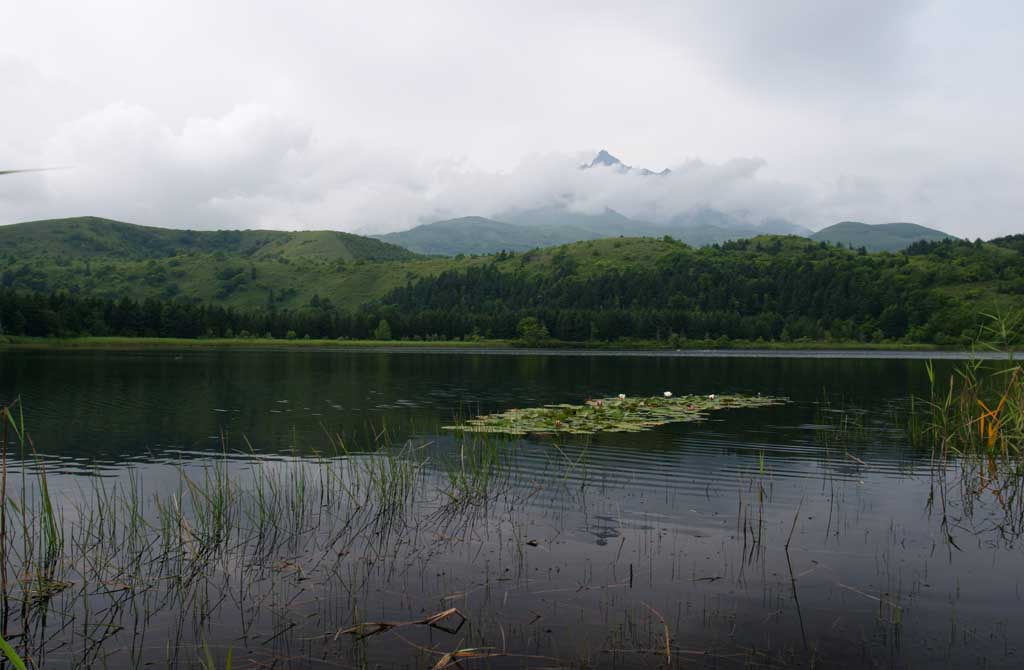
[1,0,1022,237]
[5,104,811,232]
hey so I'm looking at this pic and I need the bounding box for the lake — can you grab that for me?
[0,348,1019,668]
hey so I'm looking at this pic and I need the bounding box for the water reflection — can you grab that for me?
[0,350,1018,667]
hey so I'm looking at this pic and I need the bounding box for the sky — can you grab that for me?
[1,0,1021,237]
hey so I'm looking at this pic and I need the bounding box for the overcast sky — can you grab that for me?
[1,1,1021,237]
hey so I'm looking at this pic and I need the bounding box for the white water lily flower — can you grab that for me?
[618,393,626,399]
[708,394,716,399]
[663,391,672,398]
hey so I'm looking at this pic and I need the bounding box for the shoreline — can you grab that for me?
[0,335,1010,359]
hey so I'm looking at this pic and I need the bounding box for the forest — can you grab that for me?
[2,234,1022,345]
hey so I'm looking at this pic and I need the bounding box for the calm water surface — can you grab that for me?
[0,349,1019,669]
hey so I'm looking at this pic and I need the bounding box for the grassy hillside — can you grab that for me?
[811,221,955,251]
[0,216,416,262]
[1,242,470,312]
[0,216,437,311]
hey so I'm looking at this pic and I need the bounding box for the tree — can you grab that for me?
[373,319,392,341]
[517,317,550,345]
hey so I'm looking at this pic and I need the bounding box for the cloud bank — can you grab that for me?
[2,1,1022,237]
[2,100,816,232]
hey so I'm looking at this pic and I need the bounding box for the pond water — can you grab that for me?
[0,349,1019,668]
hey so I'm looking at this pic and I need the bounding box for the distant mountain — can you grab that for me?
[374,216,600,255]
[667,209,813,244]
[756,218,815,237]
[0,216,418,262]
[369,150,820,256]
[580,149,671,176]
[810,221,956,252]
[376,205,812,256]
[500,206,667,236]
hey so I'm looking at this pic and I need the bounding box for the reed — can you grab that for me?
[440,436,510,507]
[0,634,26,670]
[911,313,1024,456]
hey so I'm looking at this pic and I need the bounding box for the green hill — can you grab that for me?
[0,216,444,311]
[1,218,1022,345]
[0,216,416,262]
[810,221,955,252]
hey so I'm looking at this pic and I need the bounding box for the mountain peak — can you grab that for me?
[589,149,623,168]
[582,149,670,176]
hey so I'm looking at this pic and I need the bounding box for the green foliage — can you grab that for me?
[372,319,392,340]
[516,316,549,345]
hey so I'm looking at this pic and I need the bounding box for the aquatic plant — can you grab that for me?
[443,393,785,435]
[912,313,1024,456]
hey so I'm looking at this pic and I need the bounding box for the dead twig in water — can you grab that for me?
[641,601,671,665]
[846,452,867,466]
[335,607,466,640]
[432,645,504,670]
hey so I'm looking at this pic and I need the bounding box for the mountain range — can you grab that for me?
[374,150,959,255]
[374,207,816,255]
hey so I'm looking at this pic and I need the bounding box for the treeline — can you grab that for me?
[0,291,390,341]
[373,237,1023,345]
[1,237,1021,344]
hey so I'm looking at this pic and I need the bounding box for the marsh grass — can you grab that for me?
[0,404,637,667]
[905,315,1024,552]
[439,436,512,508]
[912,313,1024,457]
[0,404,475,667]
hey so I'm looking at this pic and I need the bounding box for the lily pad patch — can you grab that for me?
[444,394,785,436]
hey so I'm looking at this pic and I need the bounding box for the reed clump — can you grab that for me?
[911,313,1024,456]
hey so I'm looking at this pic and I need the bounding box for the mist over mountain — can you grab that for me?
[374,152,956,256]
[581,149,672,176]
[374,152,823,255]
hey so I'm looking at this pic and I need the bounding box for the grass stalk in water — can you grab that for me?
[0,402,8,630]
[441,437,510,507]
